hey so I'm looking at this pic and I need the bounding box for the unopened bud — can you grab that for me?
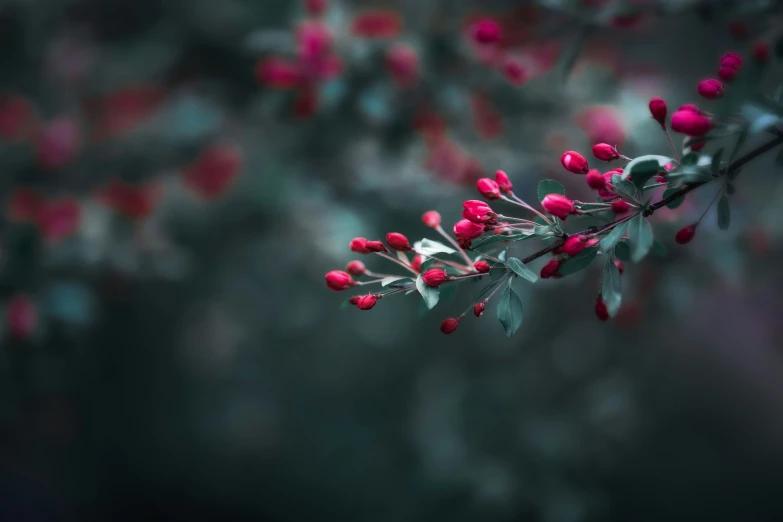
[585,169,606,190]
[611,200,630,214]
[346,260,366,276]
[476,178,501,200]
[542,194,575,220]
[675,223,697,244]
[563,235,588,256]
[697,79,724,100]
[649,98,667,127]
[473,260,491,273]
[386,232,412,251]
[325,270,355,291]
[422,268,450,287]
[494,170,513,193]
[560,150,589,174]
[350,237,370,254]
[540,258,561,279]
[364,240,387,253]
[357,293,378,310]
[440,317,461,334]
[453,219,485,240]
[422,210,441,228]
[592,143,620,161]
[595,297,609,321]
[474,301,486,317]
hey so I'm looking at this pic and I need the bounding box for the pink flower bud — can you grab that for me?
[595,297,609,321]
[471,19,502,44]
[563,235,588,256]
[698,79,724,100]
[671,109,713,136]
[585,169,606,190]
[364,240,387,253]
[255,57,303,88]
[422,210,441,228]
[474,260,490,273]
[325,270,355,291]
[357,293,378,310]
[611,200,630,214]
[753,41,769,62]
[422,268,449,287]
[678,104,701,113]
[718,64,739,82]
[720,52,743,68]
[386,44,419,87]
[592,143,620,161]
[350,237,370,254]
[542,194,575,220]
[615,260,624,274]
[494,170,513,193]
[6,294,36,340]
[540,258,561,279]
[305,0,327,16]
[35,117,81,170]
[462,200,496,224]
[349,296,361,306]
[649,98,667,127]
[350,9,403,38]
[675,224,697,244]
[560,150,589,174]
[474,301,486,317]
[502,58,528,85]
[386,232,412,251]
[454,219,485,240]
[346,260,366,276]
[597,185,618,201]
[476,178,501,200]
[440,317,460,334]
[411,255,424,272]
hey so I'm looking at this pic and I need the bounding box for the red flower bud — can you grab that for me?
[502,58,528,85]
[386,232,412,251]
[615,260,624,274]
[585,169,606,190]
[357,293,378,310]
[346,260,366,276]
[350,237,370,254]
[422,268,449,287]
[411,255,424,272]
[440,317,460,334]
[474,301,486,317]
[697,79,724,100]
[689,140,706,152]
[671,109,713,136]
[476,177,501,200]
[305,0,327,16]
[422,210,441,228]
[678,104,701,113]
[473,260,491,273]
[471,19,502,44]
[540,258,561,279]
[494,170,513,193]
[6,294,37,340]
[753,41,769,62]
[560,150,589,174]
[592,143,620,161]
[718,64,739,82]
[649,98,667,127]
[675,224,697,244]
[386,44,419,87]
[462,200,496,224]
[597,185,618,201]
[720,52,743,68]
[454,219,485,240]
[325,270,355,291]
[349,296,361,306]
[611,200,630,214]
[542,194,575,220]
[563,235,588,256]
[364,240,387,253]
[595,297,609,321]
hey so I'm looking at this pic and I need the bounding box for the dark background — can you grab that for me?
[1,0,783,521]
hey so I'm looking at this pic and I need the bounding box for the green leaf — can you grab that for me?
[627,214,654,263]
[601,256,622,317]
[506,257,538,283]
[414,238,456,256]
[611,174,639,203]
[599,222,628,252]
[418,257,439,272]
[498,249,507,262]
[415,274,440,309]
[710,148,724,176]
[381,277,411,287]
[681,152,699,166]
[496,284,523,337]
[663,187,685,209]
[472,233,531,249]
[557,247,598,276]
[625,156,671,190]
[652,240,668,257]
[489,267,507,281]
[726,182,736,195]
[537,179,565,203]
[615,241,631,261]
[533,224,554,236]
[776,148,783,167]
[717,194,731,230]
[728,125,748,165]
[339,299,353,310]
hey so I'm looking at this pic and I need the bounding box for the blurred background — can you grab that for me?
[1,0,783,520]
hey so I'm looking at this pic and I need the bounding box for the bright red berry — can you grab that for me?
[350,237,370,254]
[474,260,491,273]
[474,301,486,317]
[422,210,441,228]
[649,98,667,127]
[560,150,589,174]
[592,143,620,161]
[542,194,575,220]
[540,258,561,279]
[494,170,513,193]
[595,297,609,321]
[440,317,461,334]
[675,224,697,244]
[476,178,501,199]
[346,260,366,276]
[563,235,588,256]
[454,219,485,240]
[356,294,378,310]
[611,200,630,214]
[422,268,449,287]
[386,232,412,251]
[698,79,724,100]
[325,270,355,291]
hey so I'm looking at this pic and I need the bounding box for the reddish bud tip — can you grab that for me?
[346,260,366,276]
[649,98,667,127]
[6,294,37,340]
[675,224,697,244]
[357,293,378,310]
[473,260,491,273]
[611,200,630,214]
[753,42,770,62]
[560,150,589,174]
[592,143,620,161]
[595,297,610,321]
[422,268,449,287]
[350,237,370,254]
[349,296,361,306]
[585,169,606,190]
[615,260,624,274]
[563,234,588,257]
[494,170,513,193]
[422,210,441,228]
[386,232,412,251]
[411,254,424,272]
[542,194,575,220]
[476,178,501,200]
[453,218,485,240]
[540,258,561,279]
[325,270,355,291]
[474,301,487,317]
[671,109,713,136]
[471,19,502,45]
[305,0,327,16]
[718,65,739,82]
[720,52,743,69]
[364,240,388,253]
[697,79,724,100]
[440,317,461,334]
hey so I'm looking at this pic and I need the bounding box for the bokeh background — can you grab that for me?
[2,0,783,521]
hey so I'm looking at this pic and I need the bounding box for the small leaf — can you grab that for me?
[381,277,411,287]
[340,299,353,310]
[537,179,565,203]
[557,247,598,276]
[601,256,622,317]
[599,222,628,252]
[681,152,699,165]
[627,214,654,263]
[717,194,731,230]
[489,267,507,281]
[652,240,668,257]
[472,233,531,249]
[710,148,724,176]
[415,274,440,309]
[728,125,748,165]
[496,284,524,337]
[498,249,507,262]
[418,257,438,272]
[611,174,639,203]
[663,187,685,209]
[506,257,538,283]
[614,241,631,261]
[627,157,669,190]
[533,224,554,236]
[414,238,456,256]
